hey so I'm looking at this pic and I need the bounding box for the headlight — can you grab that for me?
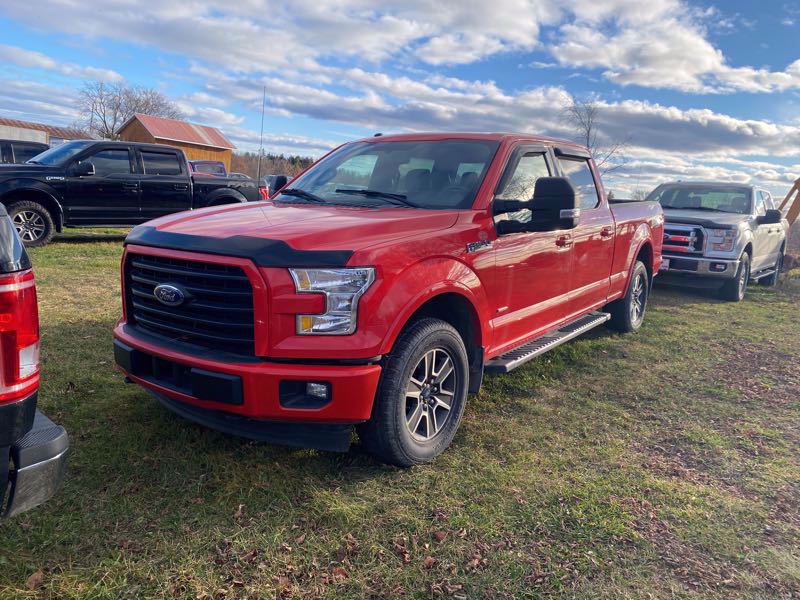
[289,267,375,335]
[710,229,736,252]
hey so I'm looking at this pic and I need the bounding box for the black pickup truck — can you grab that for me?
[0,140,261,246]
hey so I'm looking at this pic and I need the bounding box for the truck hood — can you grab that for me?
[662,209,749,229]
[0,163,63,177]
[134,202,460,254]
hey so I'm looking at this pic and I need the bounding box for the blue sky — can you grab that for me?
[1,0,800,196]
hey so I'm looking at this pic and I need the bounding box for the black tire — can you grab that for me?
[7,200,55,247]
[607,260,649,333]
[760,252,783,287]
[358,318,469,467]
[719,252,750,301]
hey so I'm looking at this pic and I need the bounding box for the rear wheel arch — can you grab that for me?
[635,241,654,284]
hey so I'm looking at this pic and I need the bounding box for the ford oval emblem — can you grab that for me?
[153,284,186,307]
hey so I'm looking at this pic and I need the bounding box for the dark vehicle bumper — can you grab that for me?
[657,254,740,287]
[3,408,69,518]
[147,389,354,452]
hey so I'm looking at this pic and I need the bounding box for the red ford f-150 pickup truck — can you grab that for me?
[114,133,663,466]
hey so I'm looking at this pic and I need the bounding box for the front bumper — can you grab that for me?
[3,409,69,518]
[113,323,383,450]
[659,254,740,280]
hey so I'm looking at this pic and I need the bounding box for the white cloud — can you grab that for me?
[0,44,123,82]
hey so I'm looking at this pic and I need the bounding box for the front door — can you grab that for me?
[137,148,193,221]
[752,191,773,272]
[64,147,139,225]
[488,146,574,354]
[556,154,615,317]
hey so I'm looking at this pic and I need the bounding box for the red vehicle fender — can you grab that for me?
[610,222,657,301]
[373,257,492,356]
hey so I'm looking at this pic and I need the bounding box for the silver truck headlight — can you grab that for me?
[710,229,736,252]
[289,267,375,335]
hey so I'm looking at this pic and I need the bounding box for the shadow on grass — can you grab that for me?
[53,233,127,244]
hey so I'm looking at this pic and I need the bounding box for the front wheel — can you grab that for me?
[8,200,55,247]
[358,318,469,467]
[720,252,750,301]
[607,260,649,333]
[760,252,783,287]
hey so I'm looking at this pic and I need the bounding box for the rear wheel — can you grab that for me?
[7,201,55,247]
[720,252,750,301]
[607,260,649,333]
[358,318,469,467]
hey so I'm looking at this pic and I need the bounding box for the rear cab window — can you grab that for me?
[142,151,183,176]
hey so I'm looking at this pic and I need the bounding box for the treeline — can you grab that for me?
[230,152,314,179]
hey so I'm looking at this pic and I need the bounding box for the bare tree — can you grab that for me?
[562,98,629,175]
[77,81,183,139]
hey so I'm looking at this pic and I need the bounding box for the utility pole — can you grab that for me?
[256,85,266,181]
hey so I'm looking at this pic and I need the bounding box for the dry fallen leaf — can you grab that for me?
[432,531,447,543]
[25,570,44,591]
[422,556,436,569]
[332,566,349,582]
[233,504,245,520]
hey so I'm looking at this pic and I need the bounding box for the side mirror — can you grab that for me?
[495,177,579,234]
[73,161,95,177]
[758,208,782,225]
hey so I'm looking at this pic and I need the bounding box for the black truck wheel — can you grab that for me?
[7,201,55,247]
[358,318,469,467]
[607,260,649,333]
[720,252,750,301]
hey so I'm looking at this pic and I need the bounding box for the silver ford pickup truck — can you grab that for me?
[648,182,789,301]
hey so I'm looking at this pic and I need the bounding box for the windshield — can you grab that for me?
[648,185,752,214]
[277,139,500,209]
[27,140,94,165]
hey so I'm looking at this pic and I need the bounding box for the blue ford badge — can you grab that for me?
[153,284,185,307]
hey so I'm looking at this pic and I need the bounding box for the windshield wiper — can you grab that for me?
[335,188,420,208]
[278,188,327,204]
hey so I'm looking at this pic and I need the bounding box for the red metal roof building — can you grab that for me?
[117,114,236,170]
[0,117,92,145]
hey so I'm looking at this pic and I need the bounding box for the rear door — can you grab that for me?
[489,144,574,353]
[63,146,140,225]
[137,148,193,221]
[555,151,614,316]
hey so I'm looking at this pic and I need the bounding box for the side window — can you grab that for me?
[495,152,550,224]
[86,149,132,177]
[142,151,182,176]
[14,144,45,163]
[760,191,774,211]
[558,157,600,210]
[755,192,766,216]
[496,153,550,201]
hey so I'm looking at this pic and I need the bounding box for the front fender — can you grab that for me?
[0,179,63,212]
[374,257,491,355]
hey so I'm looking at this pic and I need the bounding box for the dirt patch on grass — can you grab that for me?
[715,341,800,408]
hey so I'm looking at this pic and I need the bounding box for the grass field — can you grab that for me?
[0,238,798,599]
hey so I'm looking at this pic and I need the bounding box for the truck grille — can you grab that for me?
[125,253,255,356]
[663,225,704,254]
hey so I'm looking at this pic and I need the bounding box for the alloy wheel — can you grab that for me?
[629,271,647,325]
[12,210,46,242]
[405,348,456,441]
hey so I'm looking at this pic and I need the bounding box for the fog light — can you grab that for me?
[710,263,727,272]
[306,382,330,400]
[279,380,332,409]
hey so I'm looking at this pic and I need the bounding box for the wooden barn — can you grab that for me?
[117,114,236,170]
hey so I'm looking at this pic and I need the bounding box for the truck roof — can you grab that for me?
[354,131,588,151]
[657,181,754,190]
